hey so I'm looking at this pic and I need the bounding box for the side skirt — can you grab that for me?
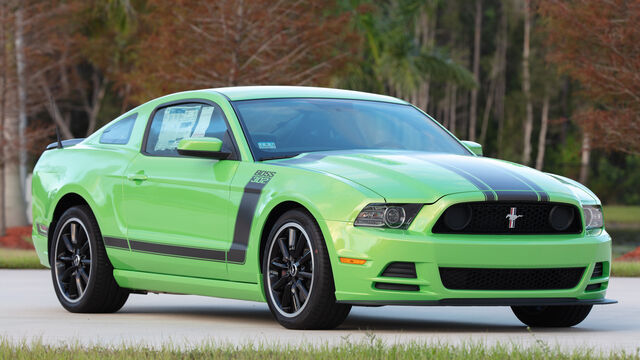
[339,298,617,307]
[113,269,265,302]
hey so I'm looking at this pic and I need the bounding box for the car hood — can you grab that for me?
[270,150,596,203]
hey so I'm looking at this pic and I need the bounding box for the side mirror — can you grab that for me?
[461,140,483,156]
[177,137,230,159]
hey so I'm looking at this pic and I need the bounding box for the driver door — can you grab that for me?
[122,101,239,280]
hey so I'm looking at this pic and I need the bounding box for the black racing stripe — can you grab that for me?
[436,157,539,201]
[427,158,496,201]
[494,191,539,201]
[506,171,550,202]
[129,239,225,261]
[227,182,266,264]
[227,170,276,264]
[103,236,130,250]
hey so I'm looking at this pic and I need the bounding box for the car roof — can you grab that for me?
[209,86,408,104]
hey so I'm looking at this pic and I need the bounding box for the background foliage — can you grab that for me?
[0,0,639,232]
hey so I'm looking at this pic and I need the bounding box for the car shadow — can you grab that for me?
[340,314,596,333]
[120,304,277,325]
[119,304,599,333]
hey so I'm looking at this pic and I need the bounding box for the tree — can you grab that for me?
[540,0,640,155]
[469,0,482,141]
[521,0,534,165]
[0,0,8,235]
[127,0,354,101]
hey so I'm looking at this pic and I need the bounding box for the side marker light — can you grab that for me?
[340,257,366,265]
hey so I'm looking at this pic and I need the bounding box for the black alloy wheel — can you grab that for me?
[50,205,129,313]
[53,217,92,303]
[267,222,314,317]
[263,209,351,329]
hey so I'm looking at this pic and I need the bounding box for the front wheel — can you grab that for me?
[262,209,351,329]
[50,205,129,313]
[511,305,593,327]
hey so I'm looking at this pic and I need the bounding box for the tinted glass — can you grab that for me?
[233,98,470,160]
[145,103,233,156]
[99,114,137,145]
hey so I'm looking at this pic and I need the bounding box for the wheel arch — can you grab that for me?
[48,192,96,253]
[258,201,307,274]
[257,200,336,275]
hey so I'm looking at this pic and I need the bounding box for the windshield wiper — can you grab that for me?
[259,153,301,161]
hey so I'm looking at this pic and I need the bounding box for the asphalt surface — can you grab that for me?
[1,270,638,351]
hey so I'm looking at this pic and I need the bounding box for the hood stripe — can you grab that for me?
[426,159,496,201]
[421,156,547,202]
[507,170,550,201]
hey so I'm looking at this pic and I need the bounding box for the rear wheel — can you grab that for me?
[511,305,593,327]
[262,209,351,329]
[51,205,129,313]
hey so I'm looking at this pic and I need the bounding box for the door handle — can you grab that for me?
[127,173,148,181]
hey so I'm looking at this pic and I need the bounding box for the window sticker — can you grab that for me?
[192,106,214,138]
[257,141,276,150]
[155,106,200,151]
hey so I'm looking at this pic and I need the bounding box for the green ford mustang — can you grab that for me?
[32,86,614,329]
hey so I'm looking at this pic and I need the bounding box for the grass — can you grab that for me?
[0,248,45,269]
[611,261,640,277]
[603,206,640,225]
[1,338,639,360]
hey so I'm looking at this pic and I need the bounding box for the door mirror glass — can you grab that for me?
[177,137,229,159]
[461,140,483,156]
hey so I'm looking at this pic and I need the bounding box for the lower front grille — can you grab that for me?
[381,262,417,278]
[374,282,420,291]
[439,267,585,290]
[592,262,604,278]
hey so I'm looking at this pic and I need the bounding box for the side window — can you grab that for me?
[145,103,234,157]
[99,114,137,145]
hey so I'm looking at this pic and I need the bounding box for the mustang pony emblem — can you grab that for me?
[506,207,524,228]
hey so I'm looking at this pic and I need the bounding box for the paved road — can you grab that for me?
[1,270,638,351]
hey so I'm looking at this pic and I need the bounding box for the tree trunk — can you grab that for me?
[442,83,451,128]
[479,77,496,145]
[2,93,27,227]
[40,77,74,139]
[0,2,6,236]
[521,0,534,165]
[495,1,508,157]
[535,94,550,170]
[469,0,482,142]
[449,84,458,134]
[14,5,27,198]
[579,132,591,184]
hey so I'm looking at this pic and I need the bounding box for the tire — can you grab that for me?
[50,205,129,313]
[511,305,593,327]
[262,209,351,329]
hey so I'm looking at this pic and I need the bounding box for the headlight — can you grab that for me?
[583,205,604,229]
[354,203,423,229]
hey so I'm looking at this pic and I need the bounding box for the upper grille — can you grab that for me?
[439,267,585,290]
[432,202,582,234]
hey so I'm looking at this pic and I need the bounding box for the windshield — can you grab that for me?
[233,98,470,161]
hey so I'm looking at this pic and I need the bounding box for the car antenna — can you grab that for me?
[55,126,63,149]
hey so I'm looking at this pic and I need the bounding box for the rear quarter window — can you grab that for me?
[100,114,137,145]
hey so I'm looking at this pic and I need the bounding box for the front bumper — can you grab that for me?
[327,220,612,305]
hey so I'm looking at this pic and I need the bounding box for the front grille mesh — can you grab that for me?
[439,267,585,290]
[592,262,604,278]
[432,202,582,234]
[381,262,417,278]
[374,282,419,291]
